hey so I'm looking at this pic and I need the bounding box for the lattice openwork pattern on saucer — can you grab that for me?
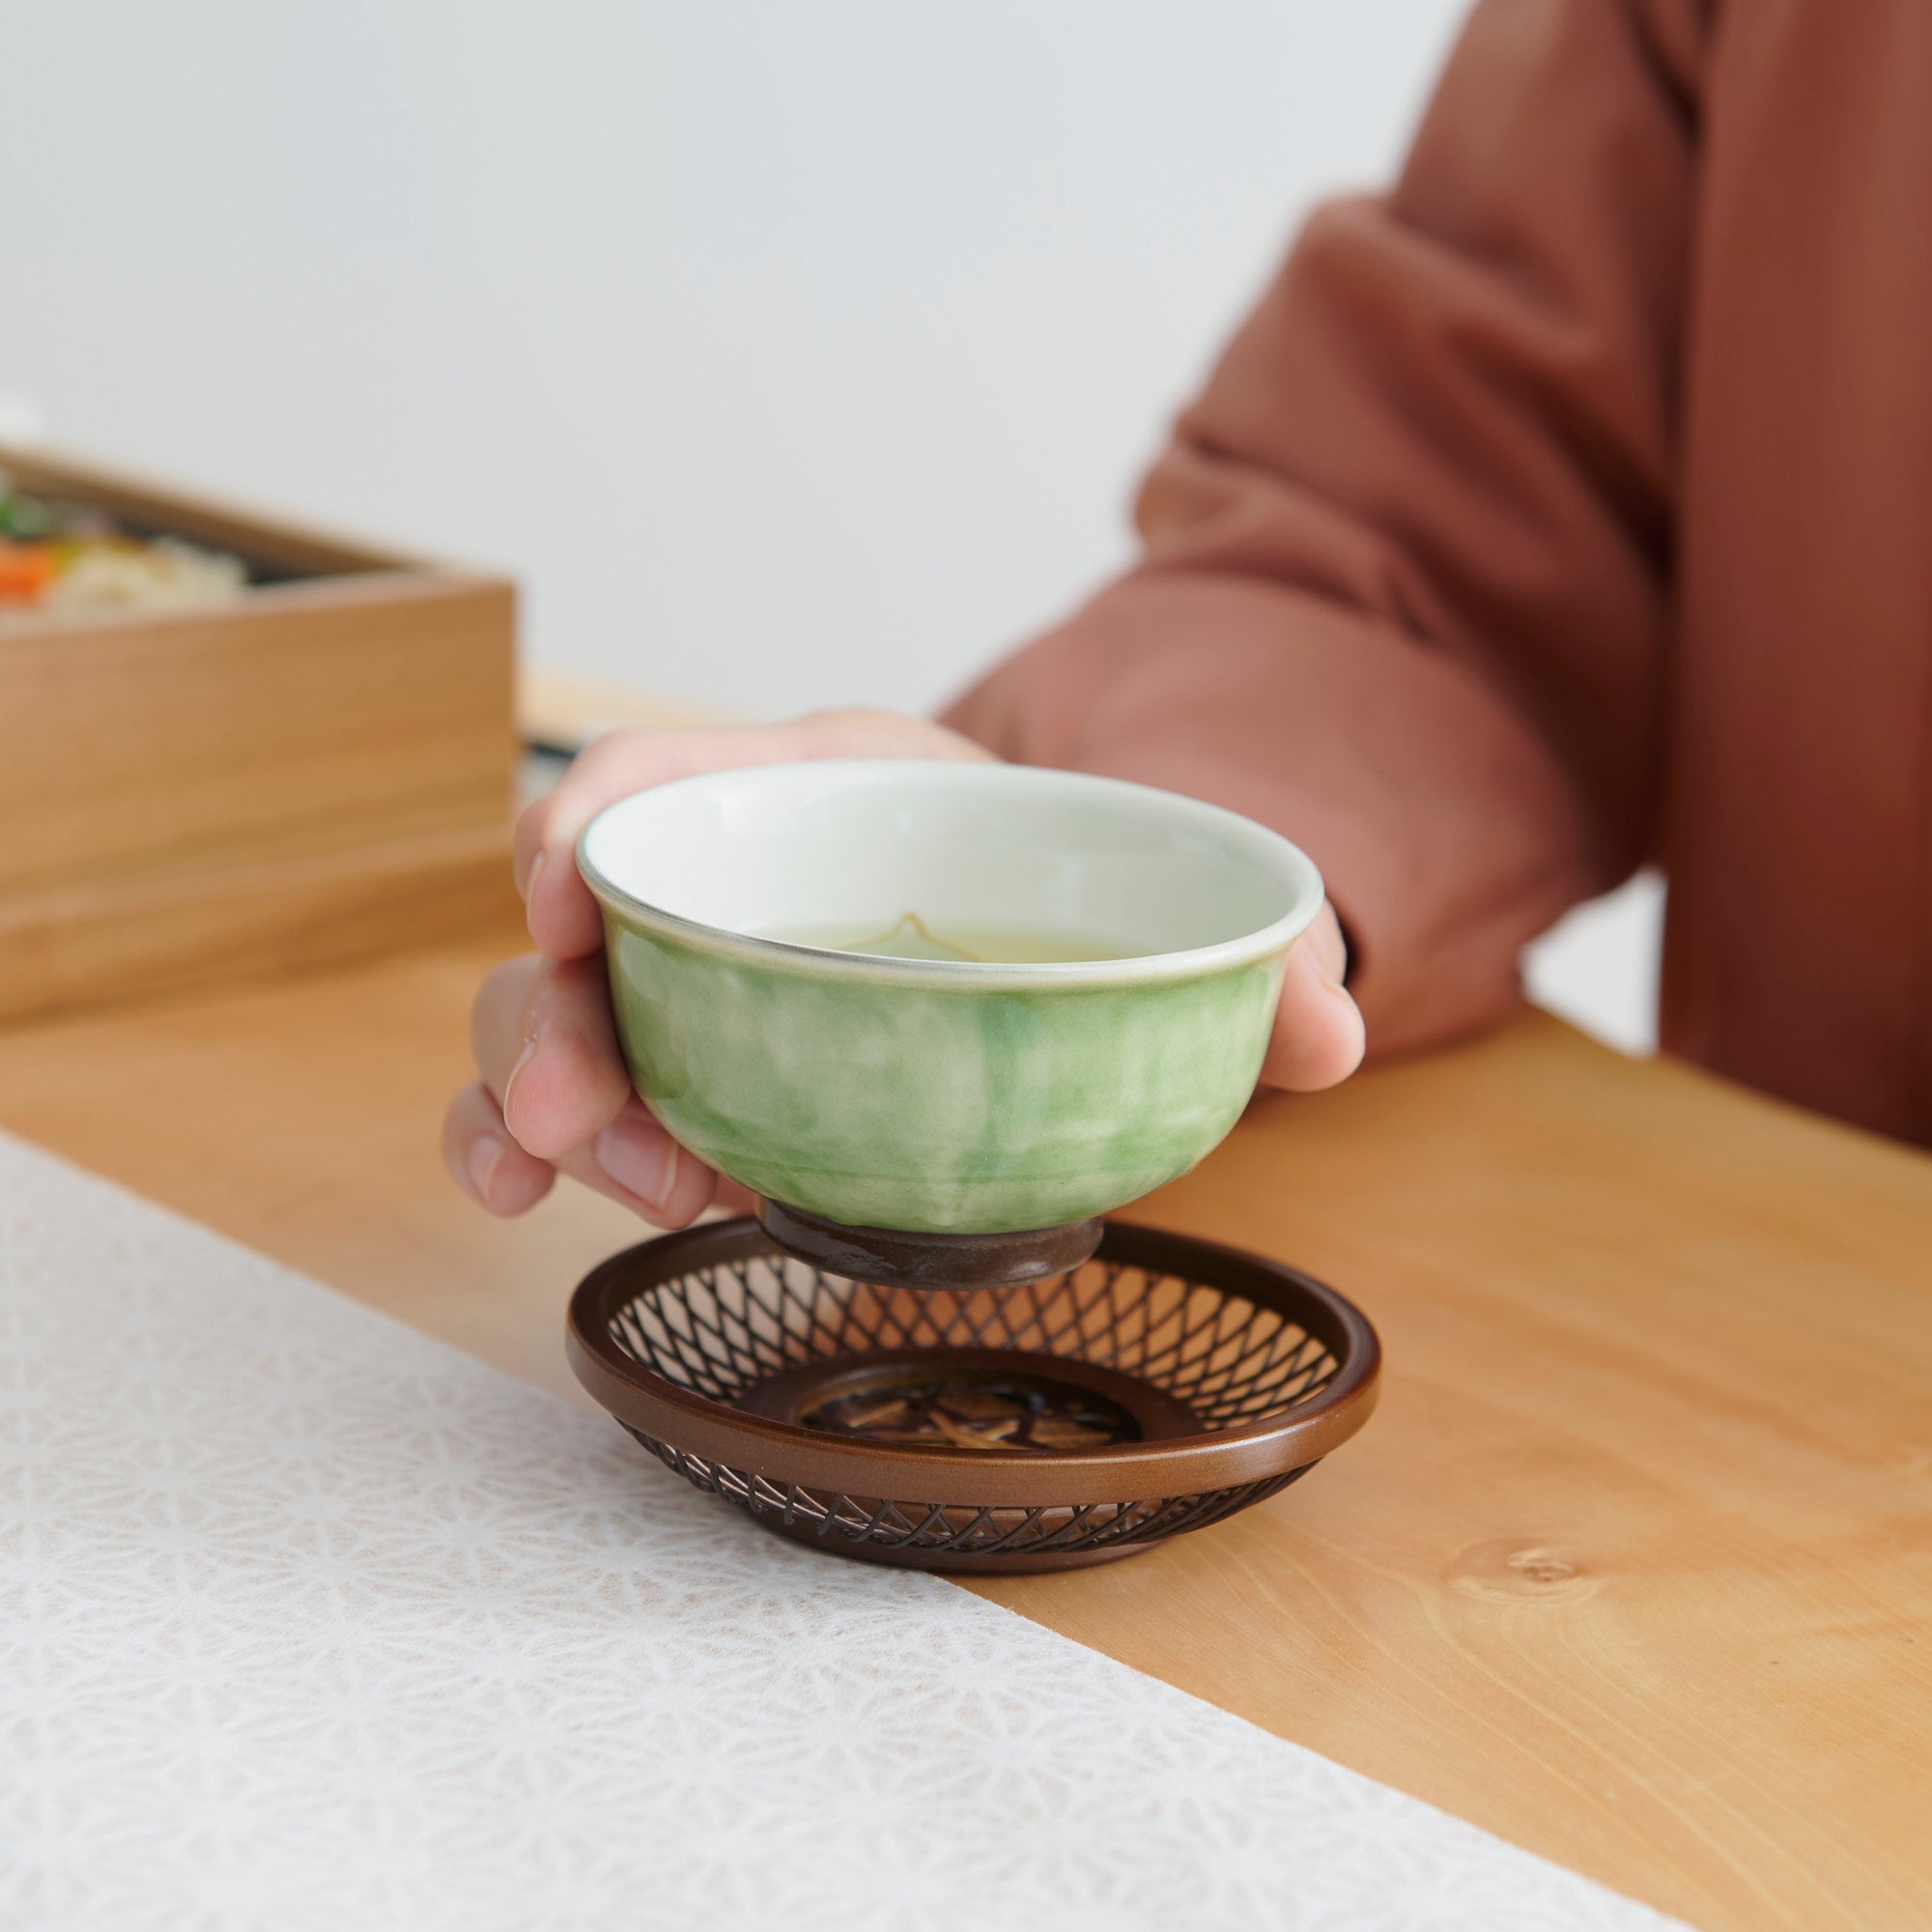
[568,1218,1379,1576]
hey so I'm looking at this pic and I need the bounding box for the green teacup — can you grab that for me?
[579,759,1324,1236]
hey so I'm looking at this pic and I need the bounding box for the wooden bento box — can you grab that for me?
[0,441,520,1024]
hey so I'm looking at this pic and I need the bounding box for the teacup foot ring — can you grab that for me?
[753,1198,1105,1293]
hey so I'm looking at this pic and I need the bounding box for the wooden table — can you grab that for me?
[3,936,1927,1932]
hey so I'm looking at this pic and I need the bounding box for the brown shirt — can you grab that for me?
[946,0,1932,1148]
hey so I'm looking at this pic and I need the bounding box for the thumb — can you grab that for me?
[1259,904,1364,1093]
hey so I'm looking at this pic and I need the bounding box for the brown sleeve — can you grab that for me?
[943,0,1702,1054]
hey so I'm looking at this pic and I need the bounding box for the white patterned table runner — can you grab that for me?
[0,1134,1689,1931]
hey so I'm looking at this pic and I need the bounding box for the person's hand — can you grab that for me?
[442,708,1365,1225]
[1257,897,1363,1092]
[443,709,993,1226]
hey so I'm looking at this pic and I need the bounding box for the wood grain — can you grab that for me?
[5,575,515,901]
[0,444,518,1020]
[0,943,642,1394]
[0,943,1926,1930]
[0,821,526,1023]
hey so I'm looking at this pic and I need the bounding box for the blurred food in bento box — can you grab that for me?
[0,471,248,624]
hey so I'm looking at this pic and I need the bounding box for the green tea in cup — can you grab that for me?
[757,912,1141,964]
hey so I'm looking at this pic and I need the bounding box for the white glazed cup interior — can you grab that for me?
[578,760,1325,982]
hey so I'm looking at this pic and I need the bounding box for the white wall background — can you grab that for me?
[3,0,1662,1051]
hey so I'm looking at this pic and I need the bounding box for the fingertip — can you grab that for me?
[643,1144,720,1231]
[443,1082,558,1217]
[511,797,549,900]
[587,1106,718,1229]
[503,1034,631,1159]
[497,954,633,1159]
[525,840,607,959]
[522,846,548,930]
[1261,944,1366,1093]
[475,1141,557,1217]
[1323,992,1368,1086]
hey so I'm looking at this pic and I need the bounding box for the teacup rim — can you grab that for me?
[576,758,1326,989]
